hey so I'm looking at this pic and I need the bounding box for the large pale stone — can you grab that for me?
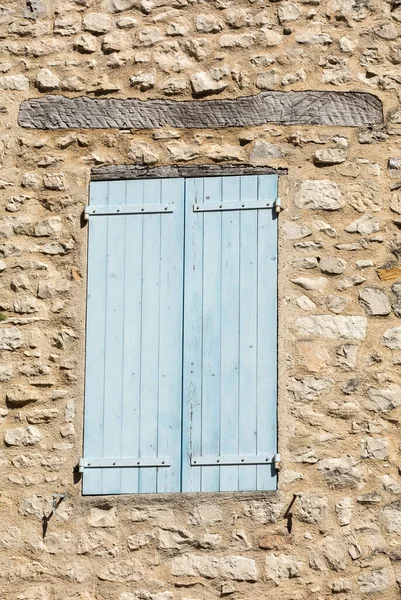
[326,295,348,314]
[265,554,303,583]
[335,497,353,525]
[296,315,367,340]
[295,180,343,210]
[383,501,401,535]
[359,288,391,316]
[171,555,257,581]
[0,328,22,350]
[296,341,330,372]
[321,537,347,571]
[345,214,379,235]
[358,569,391,594]
[318,457,367,489]
[89,507,118,528]
[282,221,312,240]
[319,257,346,275]
[296,494,328,524]
[383,327,401,349]
[35,69,60,92]
[0,75,29,91]
[290,277,328,290]
[361,437,388,460]
[190,70,228,96]
[288,376,332,402]
[366,385,401,412]
[250,140,283,162]
[314,147,347,165]
[4,426,41,446]
[83,14,112,35]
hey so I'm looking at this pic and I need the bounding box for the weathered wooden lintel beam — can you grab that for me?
[19,91,383,130]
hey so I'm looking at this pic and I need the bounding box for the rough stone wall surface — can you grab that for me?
[2,1,401,600]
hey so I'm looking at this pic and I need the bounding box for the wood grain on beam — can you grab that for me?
[19,91,383,130]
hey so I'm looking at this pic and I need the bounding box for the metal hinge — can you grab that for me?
[273,453,281,471]
[274,198,282,214]
[83,203,174,220]
[193,200,277,212]
[79,457,171,472]
[190,455,275,466]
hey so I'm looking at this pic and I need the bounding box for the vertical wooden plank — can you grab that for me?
[238,176,258,491]
[256,175,278,491]
[83,181,109,495]
[101,180,126,494]
[156,177,185,493]
[138,178,162,493]
[181,176,204,493]
[219,176,240,492]
[120,179,144,494]
[199,176,222,492]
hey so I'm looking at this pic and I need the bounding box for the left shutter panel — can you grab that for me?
[83,178,185,495]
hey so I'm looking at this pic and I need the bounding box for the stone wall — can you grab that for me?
[1,0,401,599]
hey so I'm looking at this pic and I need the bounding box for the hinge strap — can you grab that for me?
[190,455,275,466]
[79,457,171,472]
[84,203,174,219]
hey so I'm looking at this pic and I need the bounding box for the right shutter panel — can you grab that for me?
[181,174,278,492]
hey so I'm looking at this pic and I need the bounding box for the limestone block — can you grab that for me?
[359,287,391,316]
[296,315,367,340]
[358,569,391,594]
[158,528,194,550]
[196,15,223,33]
[250,140,283,162]
[337,274,366,290]
[127,532,154,551]
[319,257,346,274]
[383,326,401,349]
[335,497,353,525]
[265,554,303,583]
[14,295,38,314]
[290,277,328,290]
[82,14,112,35]
[130,72,156,92]
[321,536,347,571]
[171,554,257,581]
[296,494,328,524]
[318,457,367,489]
[326,295,348,314]
[89,507,118,527]
[242,499,283,523]
[283,222,312,240]
[278,3,301,23]
[5,426,41,446]
[288,376,332,402]
[0,328,22,350]
[188,504,222,525]
[296,341,330,372]
[295,180,343,210]
[74,34,99,53]
[6,386,39,407]
[34,218,62,237]
[361,437,388,460]
[0,75,29,91]
[190,70,228,96]
[314,147,347,165]
[296,296,316,311]
[35,69,60,92]
[345,214,379,235]
[98,559,141,582]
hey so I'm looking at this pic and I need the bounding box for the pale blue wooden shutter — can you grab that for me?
[181,175,278,492]
[82,178,185,495]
